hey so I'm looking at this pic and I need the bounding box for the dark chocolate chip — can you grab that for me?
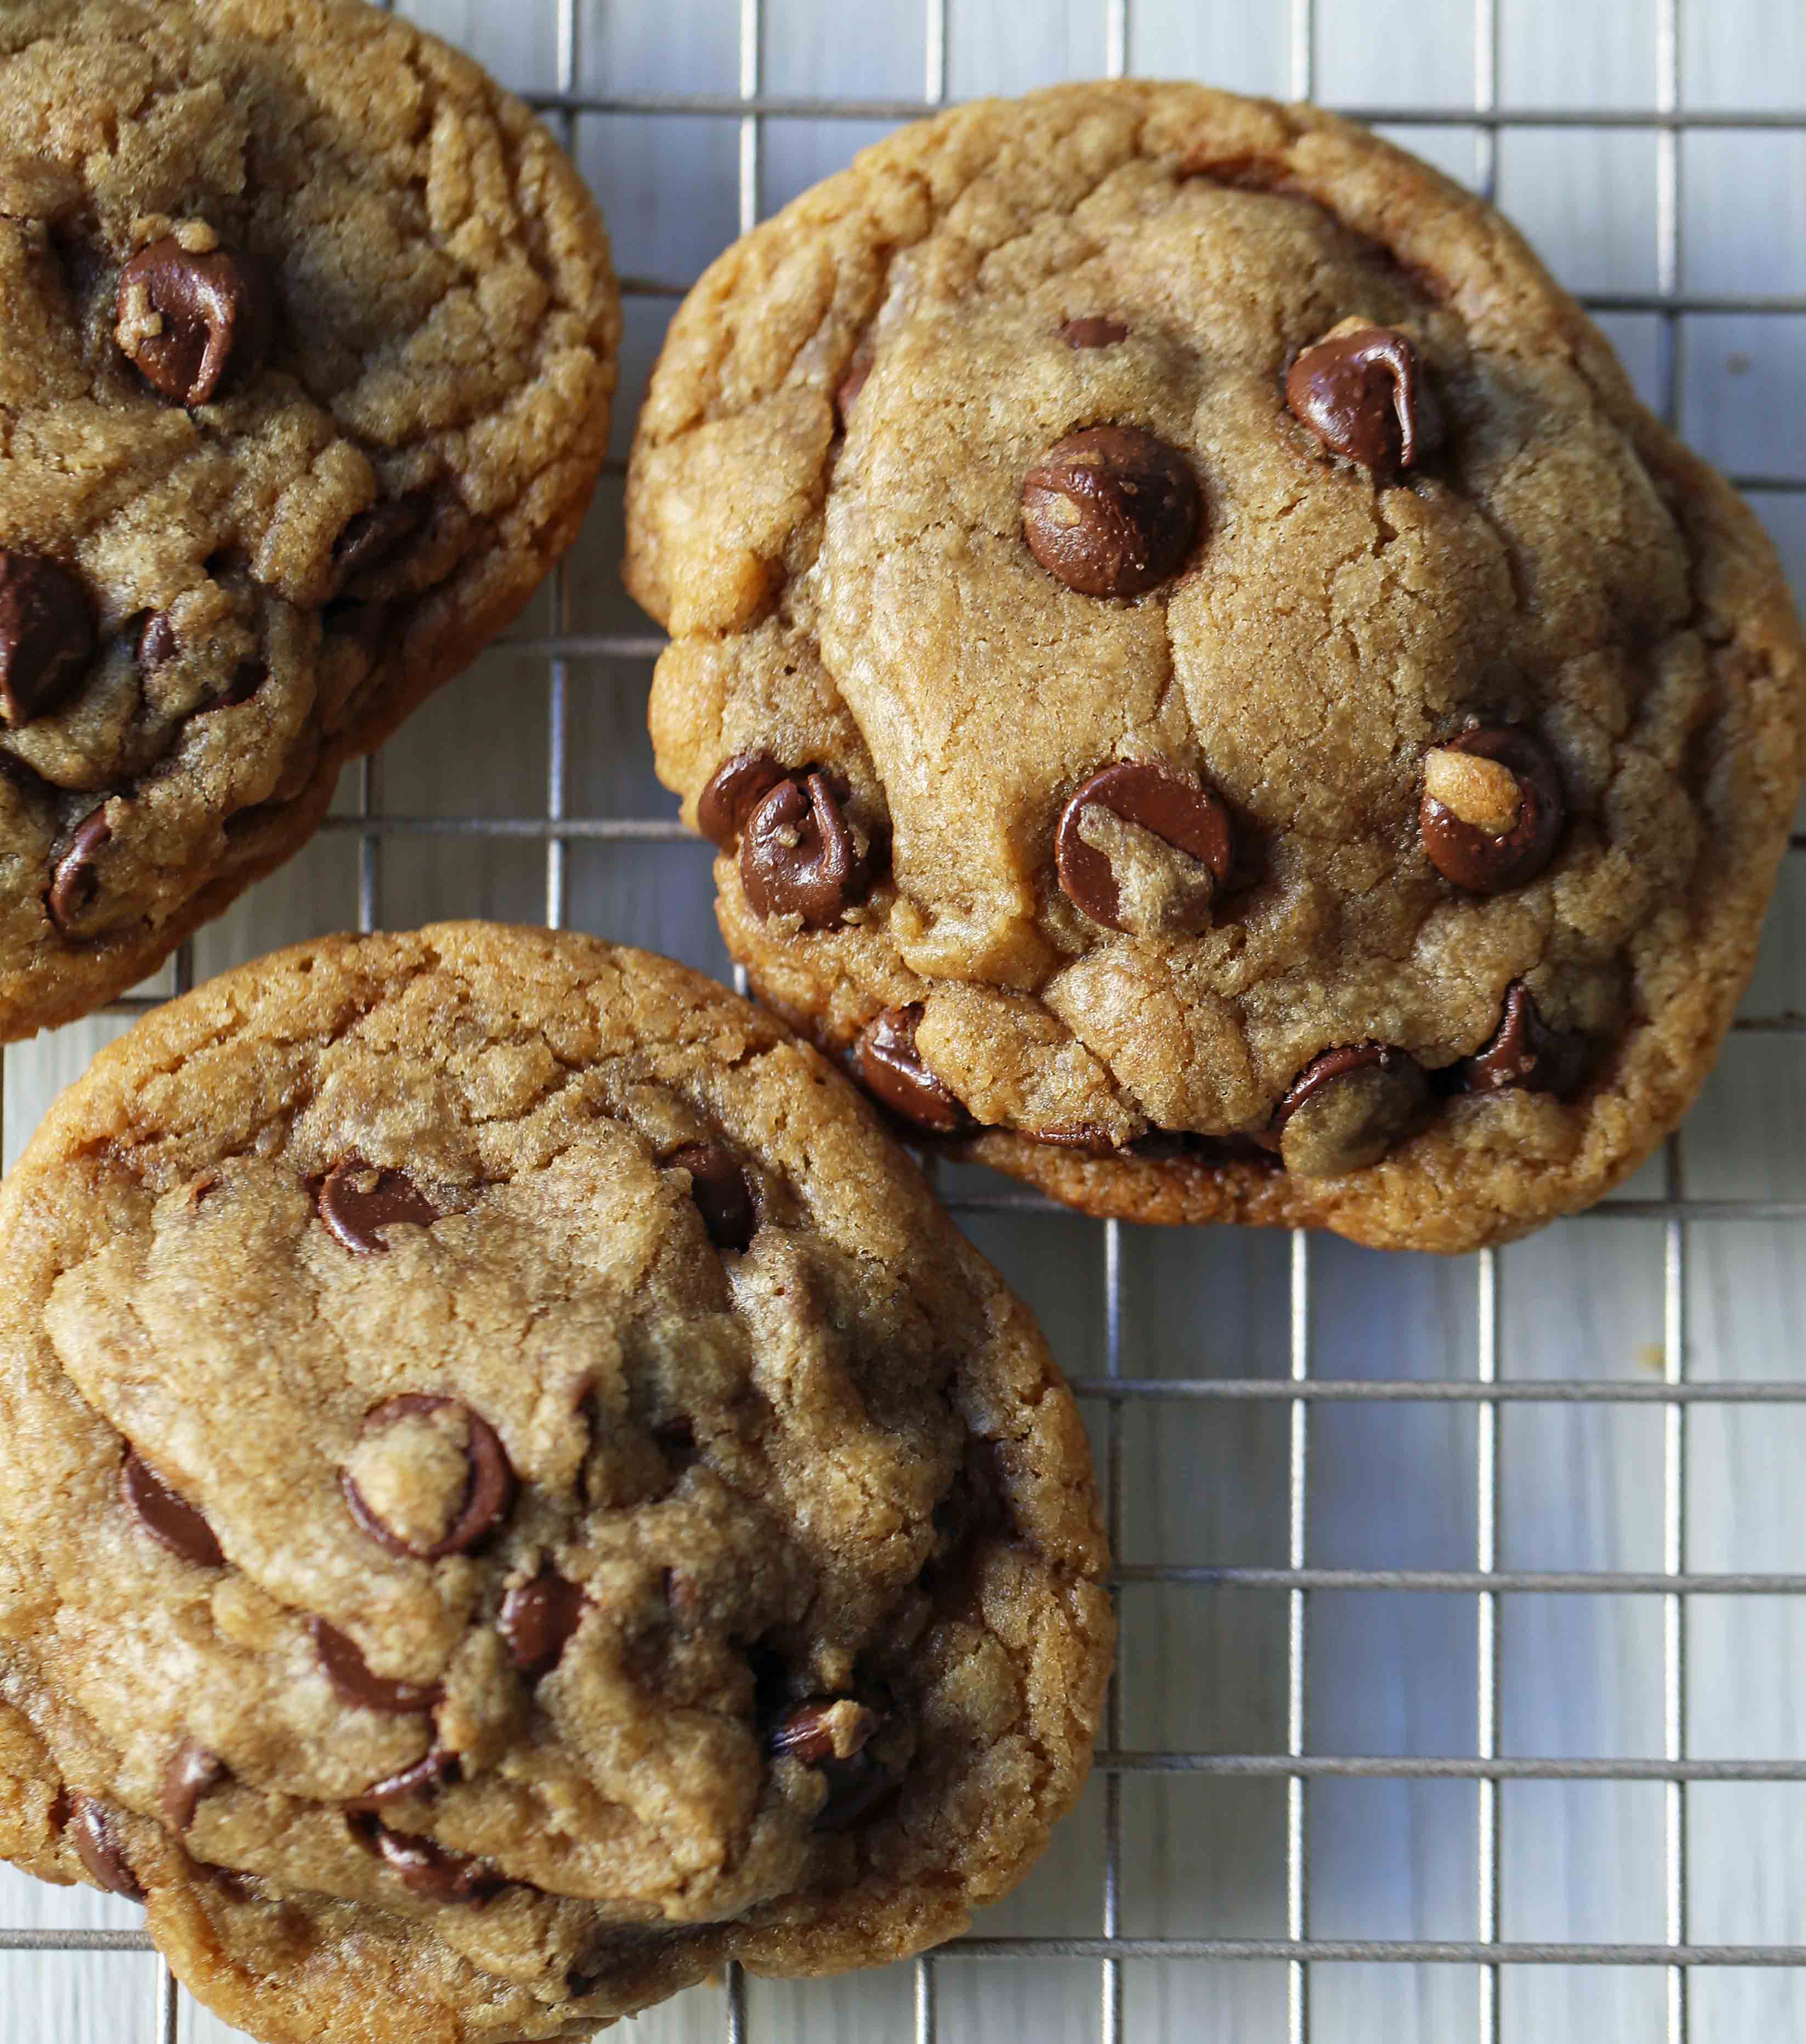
[310,1617,442,1715]
[1027,1122,1119,1156]
[340,1395,517,1560]
[1420,726,1566,894]
[137,611,178,673]
[1284,324,1443,468]
[162,1742,229,1834]
[1055,760,1233,935]
[353,1815,504,1906]
[317,1160,438,1256]
[1272,1044,1430,1177]
[666,1141,756,1251]
[1061,316,1129,348]
[1459,981,1594,1098]
[1021,425,1201,598]
[855,1005,967,1133]
[122,1451,224,1569]
[47,807,111,935]
[190,659,265,715]
[697,750,788,850]
[740,771,868,926]
[67,1796,144,1901]
[769,1699,895,1832]
[353,1749,462,1808]
[116,237,272,406]
[333,499,427,587]
[499,1566,588,1678]
[0,552,95,727]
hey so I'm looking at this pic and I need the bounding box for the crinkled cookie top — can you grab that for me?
[0,925,1110,2043]
[627,81,1803,1252]
[0,0,618,1040]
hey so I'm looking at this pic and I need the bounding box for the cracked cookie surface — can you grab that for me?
[0,924,1111,2042]
[626,80,1804,1252]
[0,0,618,1041]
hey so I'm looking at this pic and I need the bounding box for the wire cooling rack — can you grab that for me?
[3,0,1805,2040]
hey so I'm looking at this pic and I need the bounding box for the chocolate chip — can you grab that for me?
[855,1005,967,1133]
[310,1618,442,1715]
[162,1742,229,1834]
[666,1142,756,1252]
[317,1160,438,1255]
[340,1395,517,1560]
[333,499,427,588]
[1055,760,1233,935]
[353,1815,504,1906]
[1285,324,1443,469]
[1021,425,1201,598]
[0,552,95,727]
[47,807,111,936]
[1028,1122,1119,1156]
[1272,1044,1429,1177]
[354,1749,462,1808]
[116,237,272,406]
[499,1566,587,1678]
[137,611,178,673]
[769,1698,895,1832]
[740,771,868,927]
[1459,981,1593,1098]
[1061,316,1129,348]
[697,750,788,850]
[1420,726,1565,893]
[67,1796,144,1901]
[834,354,873,425]
[190,659,266,716]
[122,1451,225,1569]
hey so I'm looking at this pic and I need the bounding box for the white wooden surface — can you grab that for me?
[3,1,1805,2040]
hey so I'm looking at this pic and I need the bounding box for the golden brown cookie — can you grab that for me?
[625,80,1805,1253]
[0,1,619,1041]
[0,924,1111,2042]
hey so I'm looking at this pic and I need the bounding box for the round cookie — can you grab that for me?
[0,1,619,1041]
[625,81,1805,1254]
[0,924,1111,2043]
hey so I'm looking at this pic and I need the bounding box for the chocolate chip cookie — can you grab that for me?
[0,1,618,1040]
[625,81,1804,1254]
[0,925,1111,2042]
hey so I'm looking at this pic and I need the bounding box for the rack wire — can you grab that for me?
[1,0,1803,2037]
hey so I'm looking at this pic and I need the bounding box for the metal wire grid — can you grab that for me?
[0,0,1802,2037]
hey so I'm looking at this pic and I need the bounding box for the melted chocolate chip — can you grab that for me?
[317,1160,438,1256]
[0,552,95,727]
[1062,316,1130,348]
[67,1796,144,1901]
[1028,1122,1119,1156]
[333,499,427,587]
[740,771,868,926]
[116,237,273,406]
[855,1005,967,1132]
[353,1815,504,1906]
[1285,324,1443,468]
[310,1618,442,1715]
[354,1749,462,1808]
[340,1395,517,1560]
[1420,726,1566,893]
[697,750,788,849]
[499,1566,588,1678]
[137,611,178,673]
[1021,426,1201,598]
[122,1451,224,1568]
[1459,981,1593,1098]
[1272,1044,1430,1177]
[769,1699,896,1832]
[666,1142,756,1251]
[47,807,111,935]
[1054,760,1234,935]
[162,1742,229,1834]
